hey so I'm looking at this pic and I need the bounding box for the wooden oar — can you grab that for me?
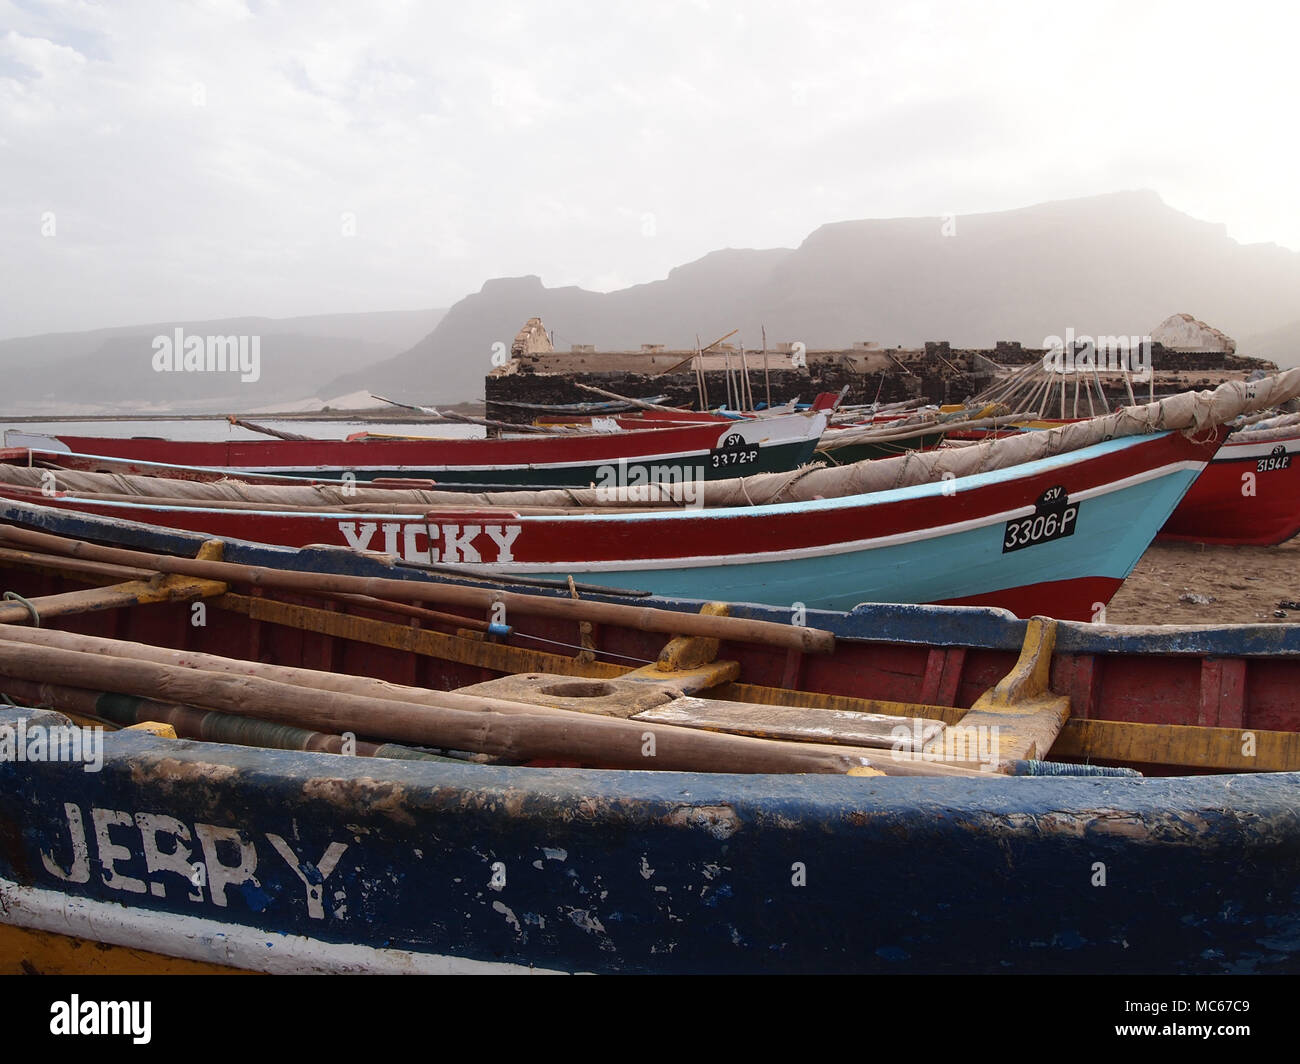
[0,525,835,655]
[0,636,868,774]
[225,416,314,441]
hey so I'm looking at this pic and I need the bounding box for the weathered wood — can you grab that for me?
[723,675,1296,772]
[1049,718,1300,773]
[217,591,625,678]
[919,646,966,707]
[0,524,835,655]
[632,697,946,750]
[0,616,613,713]
[0,626,994,776]
[946,618,1070,761]
[225,416,314,441]
[1197,657,1247,729]
[621,658,739,694]
[309,589,493,633]
[0,675,453,762]
[0,572,227,625]
[720,681,967,725]
[572,383,693,414]
[653,601,726,670]
[0,546,156,584]
[0,632,885,774]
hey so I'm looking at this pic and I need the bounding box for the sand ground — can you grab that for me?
[1106,536,1300,625]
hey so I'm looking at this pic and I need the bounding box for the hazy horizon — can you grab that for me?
[4,1,1298,340]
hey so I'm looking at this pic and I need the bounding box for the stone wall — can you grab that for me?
[484,337,1277,422]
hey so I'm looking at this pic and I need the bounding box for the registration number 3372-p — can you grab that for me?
[1002,486,1081,552]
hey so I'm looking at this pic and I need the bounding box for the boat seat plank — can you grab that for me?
[631,696,946,750]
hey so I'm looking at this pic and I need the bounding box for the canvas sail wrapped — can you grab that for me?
[7,368,1300,512]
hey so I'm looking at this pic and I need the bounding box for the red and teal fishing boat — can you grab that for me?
[4,373,1298,622]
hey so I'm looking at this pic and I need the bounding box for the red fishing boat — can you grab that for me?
[5,372,1298,622]
[1158,412,1300,545]
[3,409,828,490]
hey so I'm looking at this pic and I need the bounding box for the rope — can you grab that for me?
[1010,760,1141,777]
[2,591,40,627]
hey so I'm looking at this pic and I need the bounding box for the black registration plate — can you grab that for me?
[1257,445,1292,473]
[1003,485,1080,553]
[709,432,760,469]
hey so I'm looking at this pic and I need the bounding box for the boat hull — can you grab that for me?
[5,498,1300,766]
[0,429,1217,621]
[3,706,1298,974]
[1159,431,1300,545]
[18,413,826,488]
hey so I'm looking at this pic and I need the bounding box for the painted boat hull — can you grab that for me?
[1159,431,1300,545]
[16,412,826,488]
[0,429,1219,621]
[3,705,1298,974]
[6,495,1300,744]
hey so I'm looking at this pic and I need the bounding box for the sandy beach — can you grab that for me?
[1106,536,1300,625]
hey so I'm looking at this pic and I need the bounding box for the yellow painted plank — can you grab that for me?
[217,592,626,679]
[1049,718,1300,772]
[632,697,946,750]
[0,923,254,975]
[718,681,968,725]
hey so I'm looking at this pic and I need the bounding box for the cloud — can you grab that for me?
[0,0,1297,339]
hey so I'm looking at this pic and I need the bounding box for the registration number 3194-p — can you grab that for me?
[1003,485,1080,552]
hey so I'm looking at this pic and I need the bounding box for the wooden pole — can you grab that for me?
[0,525,836,655]
[0,637,880,774]
[695,335,709,409]
[653,329,738,377]
[761,325,772,410]
[1119,361,1137,407]
[571,383,692,414]
[0,627,991,776]
[225,416,314,441]
[0,676,454,762]
[739,344,753,413]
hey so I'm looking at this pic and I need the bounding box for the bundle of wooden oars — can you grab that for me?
[0,524,1000,779]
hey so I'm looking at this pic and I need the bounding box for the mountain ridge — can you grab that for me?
[324,190,1300,402]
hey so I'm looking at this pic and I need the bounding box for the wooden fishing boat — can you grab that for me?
[0,429,1204,621]
[1159,412,1300,546]
[2,517,1300,975]
[5,373,1300,621]
[979,409,1300,547]
[4,499,1300,743]
[3,408,828,490]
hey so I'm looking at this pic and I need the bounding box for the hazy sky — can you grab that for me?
[2,0,1297,339]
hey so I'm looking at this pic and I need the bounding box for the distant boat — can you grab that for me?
[3,408,828,490]
[12,370,1300,619]
[1159,412,1300,545]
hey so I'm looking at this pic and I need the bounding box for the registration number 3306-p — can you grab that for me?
[1002,485,1081,552]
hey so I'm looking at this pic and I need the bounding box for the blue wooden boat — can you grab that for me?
[2,500,1300,974]
[5,708,1298,975]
